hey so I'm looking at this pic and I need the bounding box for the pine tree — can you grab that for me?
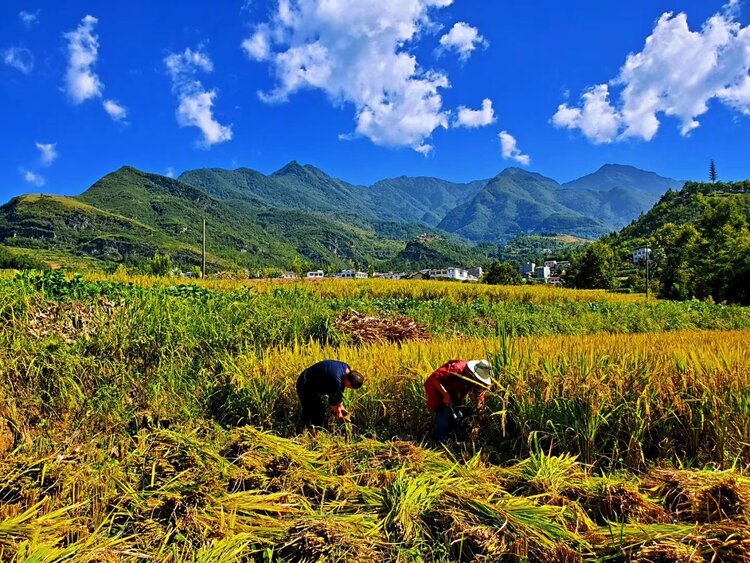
[709,159,718,183]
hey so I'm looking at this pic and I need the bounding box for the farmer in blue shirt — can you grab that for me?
[296,360,365,429]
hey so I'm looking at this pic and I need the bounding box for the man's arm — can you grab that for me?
[328,365,349,421]
[426,370,453,406]
[475,390,486,421]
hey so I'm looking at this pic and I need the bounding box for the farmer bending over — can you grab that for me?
[424,360,493,443]
[296,360,364,430]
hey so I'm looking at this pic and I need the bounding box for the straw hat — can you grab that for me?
[466,360,493,386]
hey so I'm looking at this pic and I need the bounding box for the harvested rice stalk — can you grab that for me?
[648,469,750,523]
[26,297,118,344]
[334,308,430,344]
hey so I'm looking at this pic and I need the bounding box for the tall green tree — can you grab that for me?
[709,159,718,183]
[483,261,522,285]
[146,251,173,277]
[652,223,700,300]
[568,242,616,289]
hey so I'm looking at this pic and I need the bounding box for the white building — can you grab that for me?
[283,271,298,279]
[306,270,325,279]
[535,266,551,281]
[426,268,470,281]
[336,269,368,279]
[373,272,403,280]
[544,260,571,275]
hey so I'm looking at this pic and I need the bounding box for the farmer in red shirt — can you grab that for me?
[425,359,493,443]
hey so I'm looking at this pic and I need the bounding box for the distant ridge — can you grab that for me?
[0,160,685,270]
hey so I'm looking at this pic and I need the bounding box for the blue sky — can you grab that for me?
[1,0,749,204]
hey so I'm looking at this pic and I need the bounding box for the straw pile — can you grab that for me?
[334,308,431,344]
[26,297,117,344]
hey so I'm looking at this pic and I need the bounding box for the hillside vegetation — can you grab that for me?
[607,181,750,304]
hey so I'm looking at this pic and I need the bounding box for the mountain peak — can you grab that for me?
[272,161,306,177]
[495,167,560,186]
[563,163,682,196]
[498,167,529,177]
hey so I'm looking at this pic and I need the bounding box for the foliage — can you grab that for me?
[0,245,48,271]
[379,237,492,271]
[567,241,617,290]
[496,234,587,266]
[614,181,750,304]
[145,251,173,276]
[482,261,522,285]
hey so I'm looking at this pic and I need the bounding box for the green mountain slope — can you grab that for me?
[180,162,377,219]
[179,164,489,227]
[556,186,656,229]
[437,168,610,243]
[369,176,488,225]
[379,236,492,271]
[616,182,750,241]
[179,162,675,243]
[0,167,489,272]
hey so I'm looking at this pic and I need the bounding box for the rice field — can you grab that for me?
[1,271,750,561]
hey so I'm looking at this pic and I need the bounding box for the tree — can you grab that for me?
[145,251,172,277]
[652,223,700,300]
[483,261,522,285]
[568,242,616,289]
[709,159,717,183]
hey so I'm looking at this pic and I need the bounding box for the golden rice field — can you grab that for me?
[86,272,650,304]
[1,271,750,561]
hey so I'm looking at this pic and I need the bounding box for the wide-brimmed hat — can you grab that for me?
[466,360,493,386]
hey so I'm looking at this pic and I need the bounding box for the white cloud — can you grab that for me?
[552,84,621,144]
[454,98,495,128]
[164,48,233,147]
[64,15,103,103]
[241,26,271,61]
[19,10,39,28]
[103,99,128,121]
[62,16,128,122]
[35,142,58,166]
[242,0,456,154]
[23,170,45,187]
[166,167,176,178]
[499,131,531,166]
[438,22,488,61]
[3,47,34,74]
[554,4,750,143]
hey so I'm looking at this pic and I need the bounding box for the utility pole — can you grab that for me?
[638,246,651,302]
[202,218,206,280]
[645,249,650,302]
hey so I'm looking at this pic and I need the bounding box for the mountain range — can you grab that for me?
[0,162,682,271]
